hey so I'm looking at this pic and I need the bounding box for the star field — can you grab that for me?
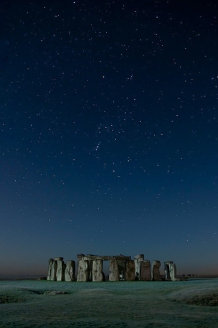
[1,0,218,276]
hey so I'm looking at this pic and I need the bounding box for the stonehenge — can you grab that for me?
[47,254,177,282]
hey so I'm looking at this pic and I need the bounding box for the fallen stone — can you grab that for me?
[44,291,69,296]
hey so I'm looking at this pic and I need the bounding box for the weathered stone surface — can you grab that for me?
[47,258,54,281]
[140,260,151,281]
[54,257,63,261]
[65,260,75,282]
[134,254,144,280]
[126,260,135,281]
[77,259,90,282]
[77,254,131,261]
[50,260,57,281]
[56,259,66,281]
[92,259,104,282]
[164,261,177,281]
[109,260,119,281]
[152,260,161,281]
[169,262,177,281]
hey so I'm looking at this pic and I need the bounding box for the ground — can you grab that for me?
[1,279,218,327]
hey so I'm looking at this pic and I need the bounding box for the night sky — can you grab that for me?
[1,0,218,277]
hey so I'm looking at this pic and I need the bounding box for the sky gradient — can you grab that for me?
[1,0,218,277]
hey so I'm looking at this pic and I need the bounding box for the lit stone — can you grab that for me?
[47,258,54,281]
[164,261,177,281]
[56,259,66,281]
[77,259,90,282]
[65,260,75,282]
[92,259,104,282]
[50,260,57,281]
[134,254,144,280]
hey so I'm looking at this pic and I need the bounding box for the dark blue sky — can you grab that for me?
[1,0,218,276]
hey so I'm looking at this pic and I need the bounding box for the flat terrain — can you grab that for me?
[1,279,218,327]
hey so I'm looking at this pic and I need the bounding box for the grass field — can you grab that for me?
[1,279,218,327]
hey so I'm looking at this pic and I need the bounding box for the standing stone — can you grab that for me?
[151,260,161,281]
[50,259,57,281]
[56,257,65,281]
[134,254,144,280]
[169,262,177,281]
[126,260,135,281]
[164,262,170,280]
[47,258,54,281]
[65,260,75,282]
[77,259,90,282]
[109,260,119,281]
[92,259,104,282]
[140,260,151,281]
[164,261,177,281]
